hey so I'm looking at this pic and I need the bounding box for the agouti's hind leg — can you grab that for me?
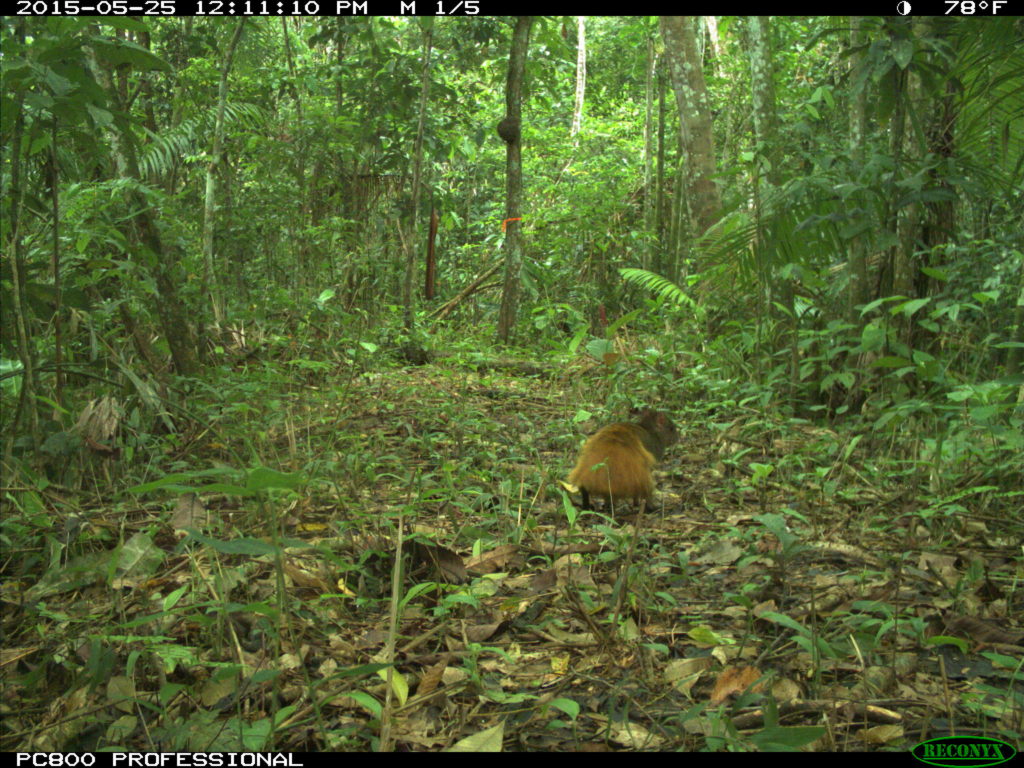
[579,488,592,511]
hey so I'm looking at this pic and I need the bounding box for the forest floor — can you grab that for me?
[2,359,1022,752]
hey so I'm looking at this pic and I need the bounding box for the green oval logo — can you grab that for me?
[912,737,1017,767]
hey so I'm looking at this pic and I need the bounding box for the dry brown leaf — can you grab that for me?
[710,664,763,705]
[412,542,468,584]
[944,615,1024,645]
[416,655,449,699]
[74,395,122,444]
[171,492,205,534]
[283,559,332,591]
[857,724,904,744]
[465,621,504,643]
[466,544,522,573]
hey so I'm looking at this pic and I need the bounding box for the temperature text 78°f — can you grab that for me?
[945,0,1009,13]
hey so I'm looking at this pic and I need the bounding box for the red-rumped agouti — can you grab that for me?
[568,408,678,512]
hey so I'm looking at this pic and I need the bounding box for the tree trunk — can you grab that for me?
[746,16,780,186]
[85,34,199,376]
[202,18,246,328]
[281,18,309,287]
[496,17,533,345]
[570,17,585,141]
[655,72,667,274]
[704,16,723,75]
[643,29,657,270]
[403,19,434,331]
[48,119,65,409]
[4,20,41,449]
[847,16,871,320]
[659,16,722,241]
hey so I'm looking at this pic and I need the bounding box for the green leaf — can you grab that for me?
[377,667,409,706]
[749,725,826,750]
[891,38,914,69]
[843,434,863,461]
[163,585,188,611]
[96,18,150,32]
[185,530,280,557]
[346,690,381,717]
[872,355,912,368]
[315,288,336,308]
[925,635,970,653]
[584,338,615,361]
[246,467,304,492]
[85,102,113,128]
[972,290,999,304]
[606,309,642,337]
[549,698,580,720]
[448,721,504,752]
[688,625,732,645]
[860,296,904,314]
[759,612,809,635]
[90,36,171,72]
[273,705,297,727]
[920,267,948,282]
[891,297,930,317]
[568,326,588,355]
[399,582,437,610]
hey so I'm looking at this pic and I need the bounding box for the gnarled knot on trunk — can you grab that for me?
[497,115,520,145]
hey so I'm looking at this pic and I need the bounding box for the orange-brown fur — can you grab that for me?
[568,409,677,512]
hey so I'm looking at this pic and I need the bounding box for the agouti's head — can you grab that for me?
[631,408,679,454]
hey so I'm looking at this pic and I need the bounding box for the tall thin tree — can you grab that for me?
[570,17,586,142]
[403,18,434,332]
[659,16,721,245]
[84,31,199,376]
[202,18,246,328]
[847,16,871,320]
[496,17,533,345]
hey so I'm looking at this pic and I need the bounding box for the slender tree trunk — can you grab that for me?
[570,17,585,141]
[202,18,246,328]
[655,72,667,274]
[165,17,193,195]
[332,19,349,291]
[643,30,657,270]
[917,18,957,317]
[887,22,913,305]
[891,61,919,351]
[282,18,309,285]
[847,16,871,320]
[84,34,199,376]
[659,16,721,242]
[667,161,686,279]
[496,17,533,345]
[48,118,65,409]
[4,21,41,450]
[403,20,434,332]
[704,16,723,76]
[746,16,780,186]
[744,17,797,405]
[1005,267,1024,399]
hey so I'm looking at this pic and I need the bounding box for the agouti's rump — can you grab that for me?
[568,409,677,512]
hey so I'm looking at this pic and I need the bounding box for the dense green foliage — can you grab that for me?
[1,16,1021,753]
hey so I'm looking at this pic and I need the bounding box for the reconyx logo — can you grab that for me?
[912,737,1017,767]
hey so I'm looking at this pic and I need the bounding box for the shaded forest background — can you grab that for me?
[1,16,1021,753]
